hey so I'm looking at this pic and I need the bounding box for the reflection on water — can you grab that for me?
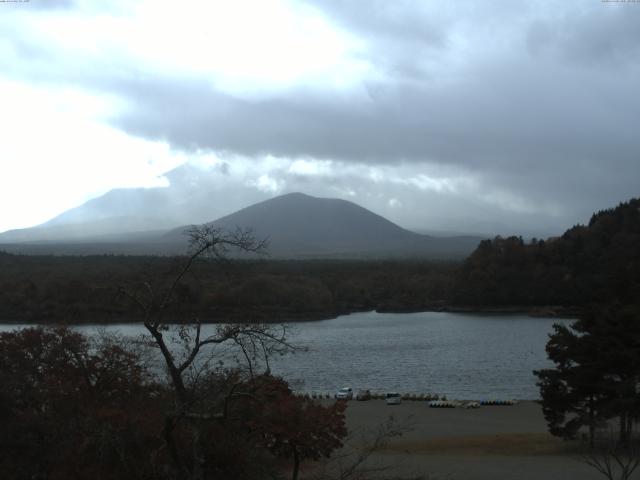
[0,311,571,399]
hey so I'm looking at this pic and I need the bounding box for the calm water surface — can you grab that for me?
[0,311,571,400]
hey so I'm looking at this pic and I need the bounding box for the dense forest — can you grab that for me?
[453,198,640,310]
[1,198,638,324]
[0,254,456,324]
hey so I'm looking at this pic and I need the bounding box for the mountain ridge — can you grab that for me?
[0,192,484,258]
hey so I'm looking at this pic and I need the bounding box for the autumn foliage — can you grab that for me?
[0,326,163,479]
[240,376,348,480]
[0,327,347,480]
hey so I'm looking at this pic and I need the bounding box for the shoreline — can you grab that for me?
[0,305,580,326]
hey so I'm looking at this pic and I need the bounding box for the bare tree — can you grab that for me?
[580,429,640,480]
[122,225,295,480]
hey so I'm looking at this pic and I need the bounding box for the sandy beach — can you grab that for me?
[332,399,604,480]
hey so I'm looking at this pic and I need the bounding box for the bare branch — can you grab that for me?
[177,322,203,373]
[186,224,269,259]
[580,433,640,480]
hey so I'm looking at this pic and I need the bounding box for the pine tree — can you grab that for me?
[535,304,640,446]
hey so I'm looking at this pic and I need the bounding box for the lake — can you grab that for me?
[0,311,571,400]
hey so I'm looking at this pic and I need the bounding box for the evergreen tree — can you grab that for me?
[535,304,640,446]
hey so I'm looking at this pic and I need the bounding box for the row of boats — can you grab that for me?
[294,390,519,407]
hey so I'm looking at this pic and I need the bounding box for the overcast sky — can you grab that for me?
[1,0,638,236]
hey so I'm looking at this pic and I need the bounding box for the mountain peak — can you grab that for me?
[164,192,481,258]
[277,192,313,199]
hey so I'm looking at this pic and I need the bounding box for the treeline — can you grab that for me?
[0,254,456,324]
[453,198,640,310]
[2,198,638,323]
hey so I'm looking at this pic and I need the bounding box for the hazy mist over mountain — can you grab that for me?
[0,189,483,258]
[0,162,571,243]
[0,154,629,249]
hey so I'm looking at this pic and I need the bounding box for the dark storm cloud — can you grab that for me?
[104,1,640,231]
[112,62,638,196]
[8,1,640,181]
[115,68,636,167]
[3,0,638,234]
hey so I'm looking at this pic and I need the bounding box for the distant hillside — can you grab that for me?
[165,193,483,259]
[453,198,640,308]
[0,217,174,244]
[0,164,259,244]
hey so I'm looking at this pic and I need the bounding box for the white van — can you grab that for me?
[385,392,401,405]
[335,387,353,400]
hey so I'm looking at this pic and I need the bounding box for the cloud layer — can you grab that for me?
[1,0,638,235]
